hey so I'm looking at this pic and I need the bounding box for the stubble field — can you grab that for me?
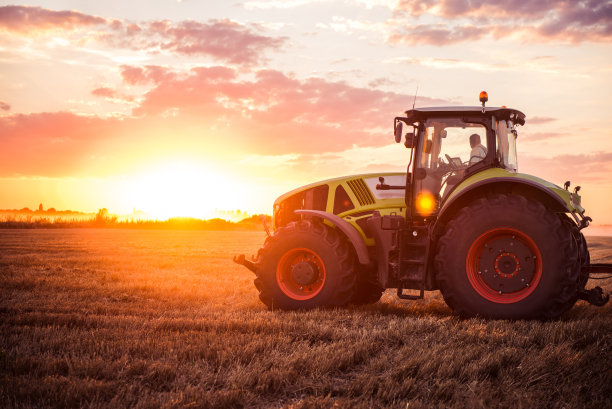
[1,229,611,408]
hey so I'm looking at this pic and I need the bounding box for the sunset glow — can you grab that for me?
[118,161,245,220]
[0,1,611,223]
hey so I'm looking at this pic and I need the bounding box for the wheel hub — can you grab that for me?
[479,236,535,293]
[276,248,327,301]
[466,228,542,303]
[494,253,520,278]
[291,261,317,285]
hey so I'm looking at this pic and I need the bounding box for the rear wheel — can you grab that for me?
[254,220,356,310]
[435,194,580,319]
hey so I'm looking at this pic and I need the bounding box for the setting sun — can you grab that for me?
[119,161,244,220]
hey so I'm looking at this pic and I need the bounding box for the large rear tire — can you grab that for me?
[434,194,580,319]
[254,220,356,310]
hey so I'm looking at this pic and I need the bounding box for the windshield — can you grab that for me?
[418,118,487,169]
[496,119,518,172]
[416,118,487,198]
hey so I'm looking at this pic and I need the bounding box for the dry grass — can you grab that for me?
[0,229,610,408]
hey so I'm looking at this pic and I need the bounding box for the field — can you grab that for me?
[1,229,611,408]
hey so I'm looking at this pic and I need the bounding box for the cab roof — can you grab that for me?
[403,106,526,125]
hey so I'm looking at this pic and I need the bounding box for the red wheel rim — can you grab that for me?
[276,248,326,300]
[466,227,542,304]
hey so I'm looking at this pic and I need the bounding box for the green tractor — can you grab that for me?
[234,92,610,319]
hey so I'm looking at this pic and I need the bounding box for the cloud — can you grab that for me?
[128,65,451,153]
[0,112,123,176]
[383,55,565,76]
[396,0,611,21]
[0,65,451,176]
[120,65,175,86]
[0,5,106,34]
[521,151,612,183]
[528,116,557,125]
[0,6,286,65]
[0,101,10,111]
[91,87,134,103]
[388,24,487,46]
[141,19,286,64]
[520,131,566,141]
[243,0,330,9]
[390,0,612,44]
[91,87,117,98]
[243,0,390,10]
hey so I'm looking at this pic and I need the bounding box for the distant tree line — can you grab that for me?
[0,211,271,231]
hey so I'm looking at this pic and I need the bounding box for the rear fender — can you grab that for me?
[294,209,371,265]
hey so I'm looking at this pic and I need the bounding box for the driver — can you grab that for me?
[469,133,487,164]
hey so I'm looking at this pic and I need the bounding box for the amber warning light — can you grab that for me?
[415,191,436,216]
[479,91,488,113]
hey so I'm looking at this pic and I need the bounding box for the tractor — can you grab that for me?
[234,92,610,319]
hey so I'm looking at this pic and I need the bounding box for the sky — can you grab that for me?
[0,0,611,223]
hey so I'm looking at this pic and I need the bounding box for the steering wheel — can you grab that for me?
[445,154,460,170]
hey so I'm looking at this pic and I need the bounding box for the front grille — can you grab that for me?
[347,179,376,206]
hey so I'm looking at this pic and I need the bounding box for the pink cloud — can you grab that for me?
[120,65,176,86]
[147,19,286,65]
[0,66,452,176]
[122,66,452,153]
[520,131,566,141]
[2,72,609,186]
[0,5,106,34]
[0,112,123,176]
[521,151,612,183]
[388,24,486,46]
[528,116,557,125]
[91,87,117,98]
[391,0,612,44]
[130,66,448,132]
[91,87,134,103]
[0,6,286,65]
[0,101,10,111]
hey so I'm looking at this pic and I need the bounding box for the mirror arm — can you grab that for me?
[376,176,405,190]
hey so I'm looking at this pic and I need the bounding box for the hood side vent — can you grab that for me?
[347,179,376,206]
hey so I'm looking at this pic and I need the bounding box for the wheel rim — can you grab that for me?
[276,248,326,300]
[466,227,542,304]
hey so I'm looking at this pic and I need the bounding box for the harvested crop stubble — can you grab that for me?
[0,230,610,408]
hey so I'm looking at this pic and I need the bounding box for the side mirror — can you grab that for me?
[404,132,416,148]
[394,121,403,143]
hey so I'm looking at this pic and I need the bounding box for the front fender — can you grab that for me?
[295,209,371,265]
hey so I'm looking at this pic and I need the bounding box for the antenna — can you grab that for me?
[412,85,419,110]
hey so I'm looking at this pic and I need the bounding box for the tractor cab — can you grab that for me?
[394,103,525,219]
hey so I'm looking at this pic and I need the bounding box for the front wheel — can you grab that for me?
[254,220,356,310]
[435,194,579,319]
